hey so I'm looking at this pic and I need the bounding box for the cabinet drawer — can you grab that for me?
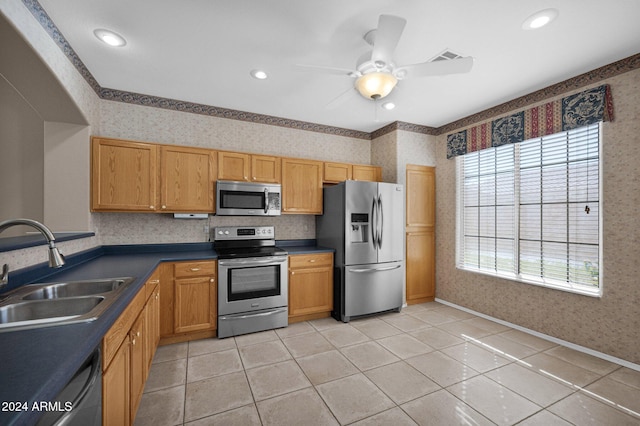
[174,261,216,278]
[289,253,333,269]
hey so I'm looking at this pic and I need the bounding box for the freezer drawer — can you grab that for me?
[339,261,403,322]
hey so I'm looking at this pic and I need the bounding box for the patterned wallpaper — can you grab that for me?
[435,69,640,364]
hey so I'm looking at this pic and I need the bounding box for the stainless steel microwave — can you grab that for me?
[216,181,281,216]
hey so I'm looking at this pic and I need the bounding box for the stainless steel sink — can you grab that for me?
[0,277,136,332]
[0,297,104,326]
[22,278,131,300]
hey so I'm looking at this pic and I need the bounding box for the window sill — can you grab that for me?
[456,265,602,298]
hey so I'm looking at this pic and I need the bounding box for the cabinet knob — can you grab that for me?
[244,176,248,180]
[149,206,154,209]
[210,278,215,283]
[190,267,201,272]
[309,259,316,263]
[162,205,167,209]
[291,271,295,275]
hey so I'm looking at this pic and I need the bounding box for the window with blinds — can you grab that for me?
[456,123,601,296]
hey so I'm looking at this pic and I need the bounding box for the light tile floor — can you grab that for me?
[134,302,640,425]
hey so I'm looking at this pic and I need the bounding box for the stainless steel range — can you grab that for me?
[214,226,288,338]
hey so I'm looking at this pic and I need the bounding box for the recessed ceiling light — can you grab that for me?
[381,102,395,110]
[94,29,127,47]
[522,9,559,30]
[250,69,268,80]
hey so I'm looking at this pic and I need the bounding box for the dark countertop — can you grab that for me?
[0,240,331,425]
[277,239,334,255]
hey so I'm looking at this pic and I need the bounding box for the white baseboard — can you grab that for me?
[435,298,640,373]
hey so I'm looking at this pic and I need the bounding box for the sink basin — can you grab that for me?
[0,297,104,328]
[0,276,136,332]
[22,278,132,300]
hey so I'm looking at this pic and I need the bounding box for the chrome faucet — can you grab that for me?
[0,218,65,289]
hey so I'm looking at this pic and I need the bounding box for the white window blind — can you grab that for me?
[456,123,601,295]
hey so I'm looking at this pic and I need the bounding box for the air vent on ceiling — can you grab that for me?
[430,49,463,62]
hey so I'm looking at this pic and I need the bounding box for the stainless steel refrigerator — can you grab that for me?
[316,180,404,322]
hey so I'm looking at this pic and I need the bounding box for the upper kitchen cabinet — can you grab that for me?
[281,158,323,214]
[352,164,382,182]
[323,162,352,183]
[218,151,281,183]
[159,145,216,212]
[91,137,158,212]
[251,154,281,183]
[217,151,250,181]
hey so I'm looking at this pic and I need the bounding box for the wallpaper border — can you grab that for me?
[20,0,640,141]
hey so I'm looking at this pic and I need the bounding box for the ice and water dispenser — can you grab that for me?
[350,213,369,243]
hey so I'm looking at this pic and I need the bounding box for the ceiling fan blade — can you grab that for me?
[294,63,358,77]
[325,86,357,109]
[371,14,406,65]
[397,56,474,78]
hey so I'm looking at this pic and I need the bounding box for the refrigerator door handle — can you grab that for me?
[377,194,383,249]
[348,264,402,273]
[371,196,377,247]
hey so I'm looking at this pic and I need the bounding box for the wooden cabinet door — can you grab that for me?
[218,151,250,181]
[288,253,333,321]
[103,336,131,426]
[174,276,216,333]
[406,230,435,302]
[144,286,160,373]
[405,165,436,304]
[160,146,216,212]
[353,165,382,182]
[281,158,323,214]
[324,162,352,183]
[289,266,333,316]
[406,165,435,228]
[251,155,281,183]
[129,313,145,423]
[91,137,158,212]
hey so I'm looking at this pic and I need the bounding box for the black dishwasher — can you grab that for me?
[35,348,101,426]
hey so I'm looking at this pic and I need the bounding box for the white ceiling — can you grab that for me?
[37,0,640,133]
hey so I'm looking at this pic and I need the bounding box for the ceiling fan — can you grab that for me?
[297,14,474,103]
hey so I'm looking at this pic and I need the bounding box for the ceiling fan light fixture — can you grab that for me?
[355,72,397,100]
[522,8,558,30]
[93,29,126,47]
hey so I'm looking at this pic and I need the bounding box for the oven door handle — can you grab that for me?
[218,256,288,267]
[219,308,287,321]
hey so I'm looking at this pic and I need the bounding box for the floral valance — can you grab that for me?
[446,84,614,159]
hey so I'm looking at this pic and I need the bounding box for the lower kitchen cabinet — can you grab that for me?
[288,253,334,323]
[102,270,161,425]
[160,260,217,344]
[102,334,130,426]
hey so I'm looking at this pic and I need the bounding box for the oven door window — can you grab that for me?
[227,265,280,301]
[219,190,265,210]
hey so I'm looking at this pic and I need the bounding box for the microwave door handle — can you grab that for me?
[264,188,269,214]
